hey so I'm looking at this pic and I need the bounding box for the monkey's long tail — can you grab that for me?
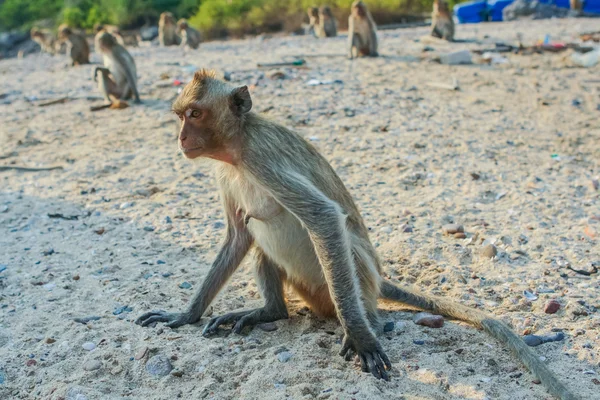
[379,280,578,400]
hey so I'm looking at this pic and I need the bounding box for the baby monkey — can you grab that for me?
[431,0,455,41]
[176,19,202,49]
[94,31,140,105]
[136,70,577,400]
[348,0,378,58]
[58,24,89,65]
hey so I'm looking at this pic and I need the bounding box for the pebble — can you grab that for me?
[119,202,134,209]
[134,347,149,360]
[544,300,561,314]
[164,216,172,224]
[442,224,464,235]
[74,316,101,324]
[146,355,173,376]
[383,321,395,332]
[258,322,278,332]
[380,226,392,234]
[45,338,56,344]
[481,244,497,259]
[83,360,102,371]
[65,387,87,400]
[454,232,466,239]
[413,312,444,328]
[157,260,166,265]
[399,224,413,233]
[143,226,155,232]
[82,342,96,351]
[413,339,425,345]
[171,370,184,377]
[277,351,293,363]
[113,305,133,315]
[523,332,565,347]
[179,281,192,289]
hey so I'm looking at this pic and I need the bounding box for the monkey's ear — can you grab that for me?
[230,86,252,115]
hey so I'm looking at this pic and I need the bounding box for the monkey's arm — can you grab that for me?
[136,199,253,328]
[247,166,391,379]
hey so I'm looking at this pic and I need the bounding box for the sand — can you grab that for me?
[0,18,599,400]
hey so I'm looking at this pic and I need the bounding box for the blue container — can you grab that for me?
[583,0,600,13]
[454,0,488,23]
[554,0,570,8]
[487,0,514,21]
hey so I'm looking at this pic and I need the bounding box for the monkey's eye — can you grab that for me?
[190,110,202,119]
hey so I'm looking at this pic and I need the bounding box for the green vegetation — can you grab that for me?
[0,0,468,35]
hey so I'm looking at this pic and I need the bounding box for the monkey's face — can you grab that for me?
[175,107,218,159]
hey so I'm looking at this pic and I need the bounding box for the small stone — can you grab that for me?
[26,359,37,367]
[82,342,96,351]
[72,274,80,281]
[113,305,133,315]
[83,360,102,371]
[442,224,464,235]
[380,226,392,234]
[179,281,192,289]
[383,321,395,332]
[119,202,134,209]
[544,300,561,314]
[45,338,56,344]
[164,216,172,224]
[454,232,466,239]
[143,226,155,232]
[482,244,497,259]
[157,260,166,265]
[146,355,173,376]
[532,379,541,384]
[413,312,444,328]
[277,351,293,363]
[413,339,425,345]
[171,370,184,377]
[400,224,413,233]
[258,322,278,332]
[74,316,101,324]
[134,347,149,360]
[66,387,88,400]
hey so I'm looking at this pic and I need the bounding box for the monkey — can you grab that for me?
[431,0,455,41]
[347,1,378,59]
[176,19,201,50]
[135,70,578,400]
[94,31,140,104]
[307,7,319,37]
[317,6,337,38]
[570,0,582,13]
[158,12,181,46]
[30,27,57,55]
[94,24,126,47]
[57,24,90,65]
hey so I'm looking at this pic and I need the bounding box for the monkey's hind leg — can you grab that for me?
[202,250,288,336]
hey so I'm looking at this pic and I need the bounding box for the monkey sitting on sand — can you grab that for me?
[30,27,57,55]
[307,7,320,37]
[136,69,577,400]
[348,0,378,58]
[431,0,455,41]
[176,19,201,50]
[158,12,181,46]
[317,6,337,38]
[58,24,90,65]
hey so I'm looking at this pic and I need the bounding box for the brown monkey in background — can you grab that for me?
[136,70,578,400]
[307,7,319,37]
[30,28,57,55]
[317,6,337,37]
[348,1,378,58]
[431,0,455,41]
[94,31,140,105]
[94,24,126,46]
[176,19,201,49]
[58,24,89,65]
[158,12,181,46]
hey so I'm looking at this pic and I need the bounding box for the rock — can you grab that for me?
[277,351,293,363]
[45,338,56,344]
[383,321,395,332]
[544,300,561,314]
[119,202,134,209]
[257,322,278,332]
[523,332,564,347]
[482,244,497,259]
[442,224,464,235]
[413,312,444,328]
[143,226,155,232]
[83,360,102,371]
[65,387,88,400]
[134,347,149,360]
[171,370,184,377]
[82,342,96,351]
[380,226,392,234]
[454,232,466,239]
[400,224,413,233]
[413,339,425,345]
[146,355,173,376]
[439,50,472,65]
[74,316,101,324]
[179,281,192,289]
[113,305,133,315]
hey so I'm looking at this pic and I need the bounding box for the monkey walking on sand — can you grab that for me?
[176,19,202,50]
[158,12,181,47]
[348,1,378,58]
[136,70,577,400]
[57,24,89,66]
[93,31,140,107]
[431,0,455,41]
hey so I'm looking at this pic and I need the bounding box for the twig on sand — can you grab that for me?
[37,97,69,107]
[0,165,64,172]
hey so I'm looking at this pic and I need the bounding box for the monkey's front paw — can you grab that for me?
[135,310,191,328]
[339,335,392,380]
[202,308,287,337]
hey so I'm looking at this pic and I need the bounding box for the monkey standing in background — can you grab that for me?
[136,70,577,400]
[93,31,140,105]
[176,19,201,50]
[307,7,319,37]
[30,28,57,55]
[431,0,455,41]
[317,6,337,38]
[58,24,89,65]
[347,1,378,58]
[158,12,181,46]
